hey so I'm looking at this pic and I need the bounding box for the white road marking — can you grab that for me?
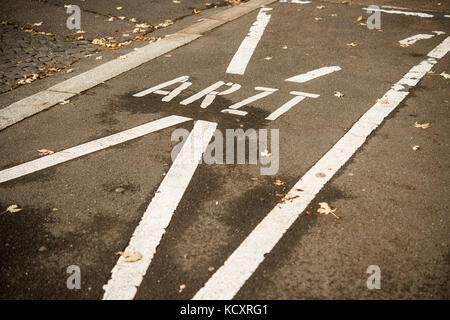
[193,37,450,300]
[265,91,319,121]
[102,120,217,300]
[222,86,278,115]
[133,76,190,97]
[0,115,191,184]
[285,66,341,84]
[433,31,445,35]
[363,7,434,18]
[226,8,272,75]
[399,34,434,46]
[280,0,311,3]
[0,0,279,131]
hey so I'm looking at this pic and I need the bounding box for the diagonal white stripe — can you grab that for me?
[285,66,341,84]
[0,115,191,184]
[102,120,217,300]
[226,8,272,75]
[193,37,450,300]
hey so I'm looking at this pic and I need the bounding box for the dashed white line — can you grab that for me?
[102,120,217,300]
[193,37,450,300]
[285,66,342,84]
[0,115,191,184]
[226,8,272,75]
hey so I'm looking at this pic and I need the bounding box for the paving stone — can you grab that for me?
[0,24,99,94]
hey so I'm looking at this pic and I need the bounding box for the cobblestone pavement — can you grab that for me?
[0,24,98,94]
[0,0,246,95]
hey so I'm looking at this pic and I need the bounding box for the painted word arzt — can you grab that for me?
[133,75,328,121]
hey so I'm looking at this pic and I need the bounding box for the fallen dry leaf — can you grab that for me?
[440,72,450,79]
[377,98,388,104]
[347,42,358,47]
[356,16,363,22]
[274,179,285,186]
[261,149,271,157]
[334,91,344,98]
[412,145,420,151]
[414,121,430,129]
[0,204,22,216]
[179,284,186,293]
[38,149,55,155]
[116,6,123,10]
[116,251,142,262]
[317,202,340,219]
[315,172,326,178]
[193,9,201,14]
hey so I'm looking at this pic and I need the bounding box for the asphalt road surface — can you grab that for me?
[0,0,449,300]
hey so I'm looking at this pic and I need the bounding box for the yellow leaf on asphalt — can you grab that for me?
[356,16,363,22]
[317,202,340,219]
[37,149,55,155]
[414,121,430,129]
[0,204,23,216]
[116,251,142,262]
[274,179,285,186]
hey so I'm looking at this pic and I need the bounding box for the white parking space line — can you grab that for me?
[363,7,434,18]
[285,66,341,84]
[0,115,191,184]
[226,8,272,75]
[103,120,217,300]
[193,37,450,300]
[399,34,434,46]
